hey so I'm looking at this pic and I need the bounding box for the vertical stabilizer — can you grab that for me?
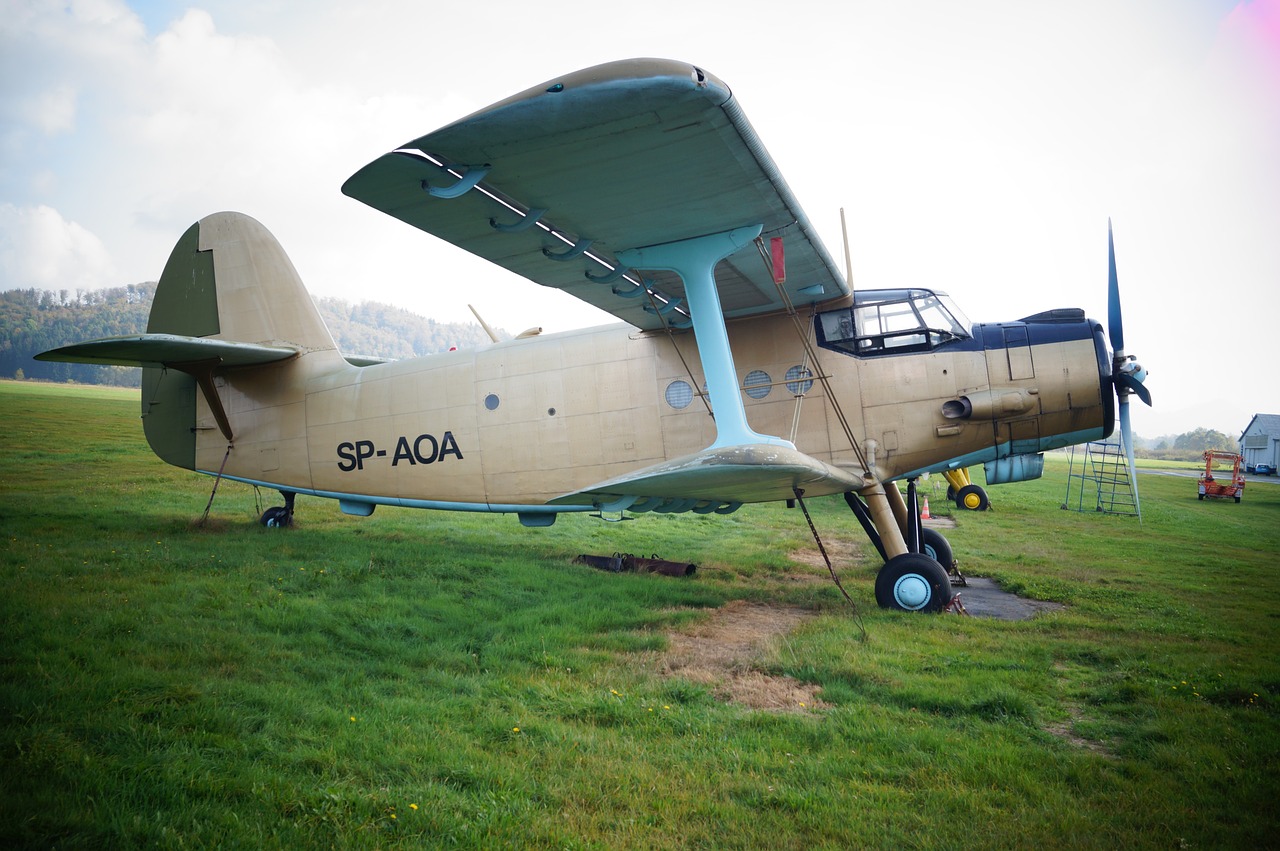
[194,212,337,351]
[142,212,340,470]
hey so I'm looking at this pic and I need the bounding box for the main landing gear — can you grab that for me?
[260,491,295,527]
[845,479,957,613]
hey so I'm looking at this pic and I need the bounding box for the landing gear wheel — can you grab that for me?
[875,553,954,613]
[956,484,989,511]
[260,506,292,527]
[260,491,296,528]
[920,528,954,572]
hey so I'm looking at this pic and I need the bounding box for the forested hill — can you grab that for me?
[0,284,501,387]
[312,296,499,361]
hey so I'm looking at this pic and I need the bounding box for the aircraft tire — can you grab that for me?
[260,506,292,528]
[920,528,954,572]
[956,484,989,511]
[875,553,953,613]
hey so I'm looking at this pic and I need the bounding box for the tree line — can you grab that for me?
[1137,427,1240,461]
[0,284,500,387]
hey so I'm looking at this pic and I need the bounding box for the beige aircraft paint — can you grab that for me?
[151,212,1106,518]
[38,59,1146,613]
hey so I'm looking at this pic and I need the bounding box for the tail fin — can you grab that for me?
[148,211,338,351]
[35,208,345,468]
[141,212,341,468]
[39,212,342,471]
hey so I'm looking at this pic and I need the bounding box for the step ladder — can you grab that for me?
[1062,440,1142,519]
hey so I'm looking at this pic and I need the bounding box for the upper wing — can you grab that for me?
[341,58,848,331]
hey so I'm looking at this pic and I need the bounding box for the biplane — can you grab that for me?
[38,58,1150,612]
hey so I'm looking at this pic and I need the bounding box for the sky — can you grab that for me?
[2,0,1277,439]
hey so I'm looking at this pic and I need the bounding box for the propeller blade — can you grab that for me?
[1115,372,1152,406]
[1119,398,1142,518]
[1107,218,1124,354]
[1105,220,1144,519]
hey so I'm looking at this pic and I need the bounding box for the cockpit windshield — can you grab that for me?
[816,288,972,356]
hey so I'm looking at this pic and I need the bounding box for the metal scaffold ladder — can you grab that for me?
[1062,440,1141,519]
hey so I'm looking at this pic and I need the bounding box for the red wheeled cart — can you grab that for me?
[1198,451,1245,503]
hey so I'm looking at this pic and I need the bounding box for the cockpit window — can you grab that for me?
[817,288,971,356]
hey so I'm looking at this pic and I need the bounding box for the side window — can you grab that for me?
[818,309,857,348]
[817,289,968,357]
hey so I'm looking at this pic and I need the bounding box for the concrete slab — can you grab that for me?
[949,577,1064,620]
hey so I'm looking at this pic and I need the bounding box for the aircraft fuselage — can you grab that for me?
[177,304,1112,518]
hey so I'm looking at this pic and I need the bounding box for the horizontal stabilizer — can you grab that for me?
[36,334,298,369]
[550,443,865,511]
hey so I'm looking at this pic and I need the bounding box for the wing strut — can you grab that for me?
[618,225,792,450]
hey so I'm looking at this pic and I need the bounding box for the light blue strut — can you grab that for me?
[618,225,794,451]
[421,165,489,199]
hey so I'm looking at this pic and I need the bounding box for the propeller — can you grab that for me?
[1106,219,1152,515]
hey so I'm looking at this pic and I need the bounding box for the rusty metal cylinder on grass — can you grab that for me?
[623,555,697,577]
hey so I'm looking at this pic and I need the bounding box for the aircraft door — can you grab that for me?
[1003,325,1034,381]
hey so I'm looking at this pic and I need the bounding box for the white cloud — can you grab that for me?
[0,203,117,290]
[9,85,78,136]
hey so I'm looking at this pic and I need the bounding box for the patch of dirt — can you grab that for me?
[1044,709,1116,758]
[788,538,861,574]
[1046,664,1116,758]
[655,600,825,712]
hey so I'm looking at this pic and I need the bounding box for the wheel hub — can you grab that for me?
[893,574,932,610]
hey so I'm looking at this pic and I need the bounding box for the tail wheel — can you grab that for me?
[875,553,953,613]
[260,506,292,527]
[956,484,989,511]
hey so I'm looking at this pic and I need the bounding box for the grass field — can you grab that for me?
[2,380,1278,849]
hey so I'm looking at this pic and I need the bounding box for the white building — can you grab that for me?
[1240,414,1280,472]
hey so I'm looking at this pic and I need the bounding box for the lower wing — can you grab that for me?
[549,443,864,514]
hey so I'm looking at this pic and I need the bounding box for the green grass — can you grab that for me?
[1131,456,1203,471]
[2,380,1278,848]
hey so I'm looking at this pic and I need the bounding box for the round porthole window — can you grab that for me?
[484,393,500,411]
[743,369,771,400]
[665,380,694,409]
[785,365,814,394]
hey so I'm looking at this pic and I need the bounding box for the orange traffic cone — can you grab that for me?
[921,498,932,520]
